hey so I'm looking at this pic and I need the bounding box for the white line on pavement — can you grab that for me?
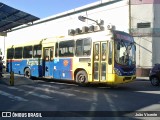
[23,85,75,97]
[0,90,28,102]
[8,86,53,99]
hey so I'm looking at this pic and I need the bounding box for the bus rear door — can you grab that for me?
[93,42,108,82]
[43,47,54,77]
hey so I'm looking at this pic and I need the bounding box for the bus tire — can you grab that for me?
[76,70,88,86]
[24,68,31,79]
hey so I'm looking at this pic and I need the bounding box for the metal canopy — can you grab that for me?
[0,2,39,32]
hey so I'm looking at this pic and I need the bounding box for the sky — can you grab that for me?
[0,0,99,18]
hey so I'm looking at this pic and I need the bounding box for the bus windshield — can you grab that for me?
[114,34,136,66]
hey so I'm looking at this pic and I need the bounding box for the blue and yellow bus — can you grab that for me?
[6,25,136,86]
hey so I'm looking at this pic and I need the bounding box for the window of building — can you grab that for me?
[76,38,91,56]
[137,22,151,28]
[59,40,74,57]
[33,45,42,58]
[7,48,14,59]
[23,46,33,58]
[15,47,23,59]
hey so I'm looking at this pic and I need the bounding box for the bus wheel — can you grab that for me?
[76,70,88,86]
[24,68,31,79]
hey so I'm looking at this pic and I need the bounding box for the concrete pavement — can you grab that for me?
[0,73,35,86]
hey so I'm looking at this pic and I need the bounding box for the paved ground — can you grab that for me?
[0,73,159,120]
[0,73,35,86]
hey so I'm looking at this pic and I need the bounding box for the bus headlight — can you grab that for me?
[114,68,122,76]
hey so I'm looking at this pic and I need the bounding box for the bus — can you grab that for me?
[6,25,136,86]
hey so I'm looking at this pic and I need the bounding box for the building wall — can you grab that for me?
[131,0,154,76]
[152,3,160,65]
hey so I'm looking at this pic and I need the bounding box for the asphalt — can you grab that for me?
[0,72,35,86]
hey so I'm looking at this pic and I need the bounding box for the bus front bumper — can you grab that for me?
[107,74,136,85]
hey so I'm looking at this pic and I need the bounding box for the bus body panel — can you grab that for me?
[7,59,27,74]
[44,60,54,77]
[31,65,43,77]
[53,58,73,80]
[7,58,43,77]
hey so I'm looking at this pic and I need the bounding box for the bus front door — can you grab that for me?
[44,47,54,77]
[93,42,107,82]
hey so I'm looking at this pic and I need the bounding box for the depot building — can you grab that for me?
[0,0,160,77]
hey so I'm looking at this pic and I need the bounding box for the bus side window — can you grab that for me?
[59,40,74,57]
[23,46,33,58]
[76,38,91,57]
[7,48,14,59]
[84,38,91,56]
[76,40,83,56]
[33,45,42,58]
[15,47,22,59]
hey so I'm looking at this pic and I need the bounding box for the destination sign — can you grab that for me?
[115,33,134,42]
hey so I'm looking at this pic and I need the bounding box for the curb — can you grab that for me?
[136,77,149,81]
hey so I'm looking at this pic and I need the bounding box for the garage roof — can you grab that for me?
[0,2,39,32]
